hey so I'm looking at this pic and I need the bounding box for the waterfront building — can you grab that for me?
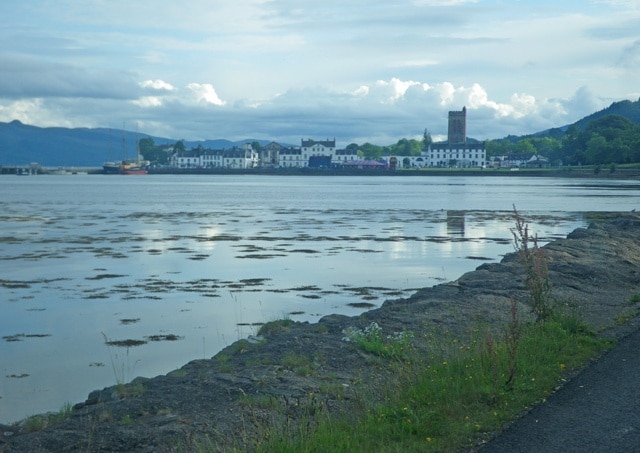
[170,143,258,169]
[277,139,358,168]
[424,106,486,168]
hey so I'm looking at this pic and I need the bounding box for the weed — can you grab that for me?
[628,294,640,306]
[258,317,296,336]
[102,332,141,386]
[504,298,521,389]
[227,339,252,354]
[22,403,74,433]
[23,415,48,433]
[238,394,279,409]
[115,381,145,398]
[511,206,552,322]
[51,402,73,424]
[169,368,188,378]
[216,352,240,372]
[615,308,638,325]
[282,353,316,376]
[342,322,414,360]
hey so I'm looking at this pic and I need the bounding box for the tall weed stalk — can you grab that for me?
[511,206,552,321]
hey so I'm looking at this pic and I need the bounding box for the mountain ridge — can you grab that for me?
[0,121,271,167]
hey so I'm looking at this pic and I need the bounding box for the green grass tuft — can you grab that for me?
[255,315,610,452]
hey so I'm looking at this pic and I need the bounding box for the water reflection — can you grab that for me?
[447,210,466,237]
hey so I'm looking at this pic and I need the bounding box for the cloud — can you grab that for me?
[1,1,637,145]
[140,80,175,91]
[0,55,140,100]
[185,83,226,106]
[596,0,640,9]
[619,39,640,69]
[0,76,610,145]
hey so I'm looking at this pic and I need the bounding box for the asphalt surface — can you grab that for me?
[480,324,640,452]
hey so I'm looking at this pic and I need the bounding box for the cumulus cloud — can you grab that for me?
[140,80,175,91]
[1,76,608,144]
[186,83,226,106]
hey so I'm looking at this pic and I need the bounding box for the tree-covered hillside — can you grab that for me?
[486,98,640,166]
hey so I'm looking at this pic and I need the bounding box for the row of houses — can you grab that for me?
[169,138,548,170]
[170,139,362,169]
[169,138,489,170]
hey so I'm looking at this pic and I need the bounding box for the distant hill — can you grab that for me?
[532,98,640,139]
[0,120,271,167]
[572,98,640,130]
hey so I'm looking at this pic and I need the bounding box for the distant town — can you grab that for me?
[165,107,492,172]
[10,98,640,175]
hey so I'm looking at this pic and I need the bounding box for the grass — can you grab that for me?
[254,314,611,452]
[257,317,296,336]
[248,210,611,451]
[23,402,74,433]
[281,352,316,377]
[342,322,414,360]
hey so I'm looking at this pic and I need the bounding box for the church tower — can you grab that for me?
[447,106,467,144]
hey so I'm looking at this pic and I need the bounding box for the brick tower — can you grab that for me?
[448,106,467,144]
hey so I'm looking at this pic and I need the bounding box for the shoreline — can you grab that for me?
[3,166,639,179]
[3,213,640,451]
[147,167,640,178]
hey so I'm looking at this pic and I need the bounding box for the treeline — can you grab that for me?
[345,137,426,159]
[487,114,640,166]
[139,136,431,163]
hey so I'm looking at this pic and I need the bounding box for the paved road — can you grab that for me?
[481,325,640,452]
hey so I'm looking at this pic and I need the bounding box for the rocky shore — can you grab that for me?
[2,212,640,452]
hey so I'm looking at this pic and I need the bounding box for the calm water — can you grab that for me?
[1,175,639,423]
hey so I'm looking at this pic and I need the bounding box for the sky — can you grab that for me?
[0,0,639,146]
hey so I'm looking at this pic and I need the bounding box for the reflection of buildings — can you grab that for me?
[424,106,486,168]
[446,210,466,237]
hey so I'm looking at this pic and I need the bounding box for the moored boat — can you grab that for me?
[103,124,150,174]
[102,161,121,174]
[120,159,149,175]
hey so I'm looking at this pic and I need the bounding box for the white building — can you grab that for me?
[497,153,550,168]
[170,143,258,169]
[170,139,362,169]
[334,149,359,165]
[222,144,259,169]
[277,148,304,167]
[276,139,357,168]
[301,138,335,157]
[424,143,486,168]
[170,149,200,168]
